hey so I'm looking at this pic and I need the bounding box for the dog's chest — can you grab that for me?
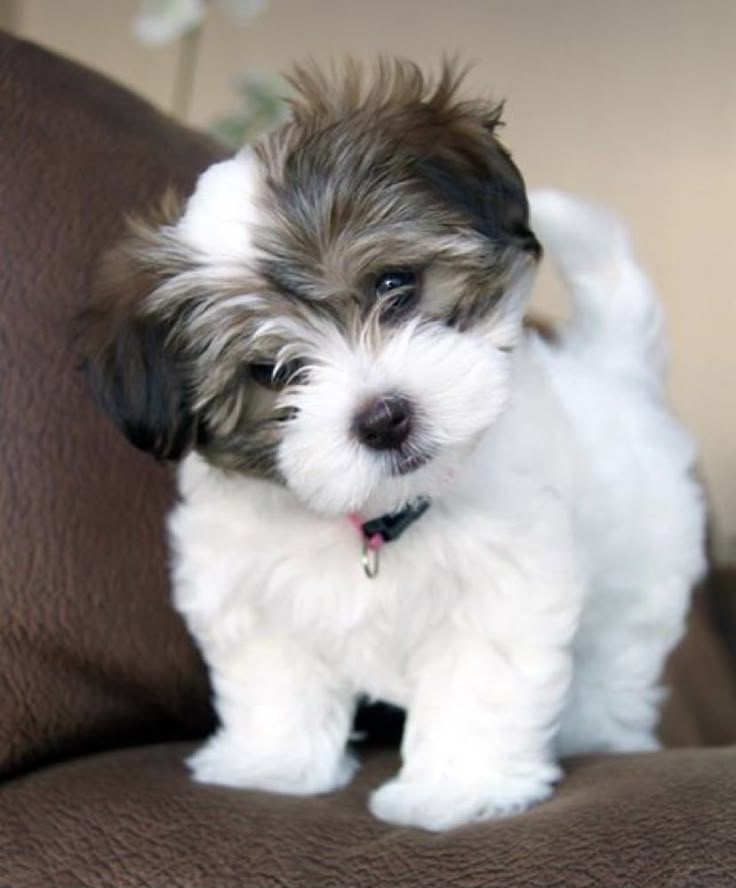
[170,447,577,705]
[258,533,480,703]
[170,475,484,704]
[248,521,456,691]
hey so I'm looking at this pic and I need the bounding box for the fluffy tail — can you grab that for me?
[529,190,666,382]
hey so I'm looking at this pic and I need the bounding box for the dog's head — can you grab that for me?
[82,59,540,516]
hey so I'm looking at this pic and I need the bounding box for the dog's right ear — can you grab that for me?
[80,224,197,461]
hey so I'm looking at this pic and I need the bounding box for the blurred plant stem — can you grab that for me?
[132,0,283,141]
[171,22,203,120]
[211,71,288,148]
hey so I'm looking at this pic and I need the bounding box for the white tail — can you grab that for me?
[529,190,666,382]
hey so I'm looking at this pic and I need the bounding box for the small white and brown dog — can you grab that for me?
[83,60,705,831]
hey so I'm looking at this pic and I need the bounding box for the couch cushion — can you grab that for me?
[1,742,735,887]
[0,31,223,777]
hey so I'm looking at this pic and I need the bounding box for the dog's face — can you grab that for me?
[83,60,540,517]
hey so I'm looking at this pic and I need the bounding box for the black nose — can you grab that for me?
[354,395,412,451]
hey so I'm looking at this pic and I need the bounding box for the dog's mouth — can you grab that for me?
[389,448,433,476]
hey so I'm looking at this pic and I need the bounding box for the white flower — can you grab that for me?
[133,0,269,47]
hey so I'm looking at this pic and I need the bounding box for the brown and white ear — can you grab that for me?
[80,225,197,461]
[403,62,541,260]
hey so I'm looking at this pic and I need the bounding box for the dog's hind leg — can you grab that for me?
[556,571,696,756]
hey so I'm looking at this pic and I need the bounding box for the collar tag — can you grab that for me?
[350,497,431,579]
[361,537,381,579]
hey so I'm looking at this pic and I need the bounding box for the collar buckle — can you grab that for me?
[352,497,431,580]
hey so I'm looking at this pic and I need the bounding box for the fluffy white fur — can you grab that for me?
[169,181,705,831]
[177,151,263,263]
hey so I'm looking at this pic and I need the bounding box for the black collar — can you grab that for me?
[360,497,431,545]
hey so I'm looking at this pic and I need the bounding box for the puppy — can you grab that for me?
[82,60,705,831]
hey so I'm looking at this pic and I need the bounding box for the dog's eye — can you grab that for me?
[249,362,300,389]
[375,270,416,297]
[374,269,418,321]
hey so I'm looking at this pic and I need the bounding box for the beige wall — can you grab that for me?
[11,0,736,560]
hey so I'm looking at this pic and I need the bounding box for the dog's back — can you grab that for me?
[528,192,706,755]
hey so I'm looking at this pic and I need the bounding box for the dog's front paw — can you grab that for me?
[188,732,357,796]
[369,766,559,831]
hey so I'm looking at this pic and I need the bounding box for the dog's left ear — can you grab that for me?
[420,127,541,259]
[79,220,198,461]
[473,129,542,260]
[411,66,541,261]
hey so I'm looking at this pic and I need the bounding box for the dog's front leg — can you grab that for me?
[188,630,357,795]
[370,625,572,831]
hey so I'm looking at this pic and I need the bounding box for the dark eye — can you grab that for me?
[374,269,418,320]
[249,361,300,389]
[375,270,416,297]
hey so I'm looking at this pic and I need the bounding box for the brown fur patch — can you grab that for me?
[524,313,560,344]
[253,58,538,319]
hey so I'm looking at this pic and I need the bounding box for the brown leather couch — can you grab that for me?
[2,31,735,888]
